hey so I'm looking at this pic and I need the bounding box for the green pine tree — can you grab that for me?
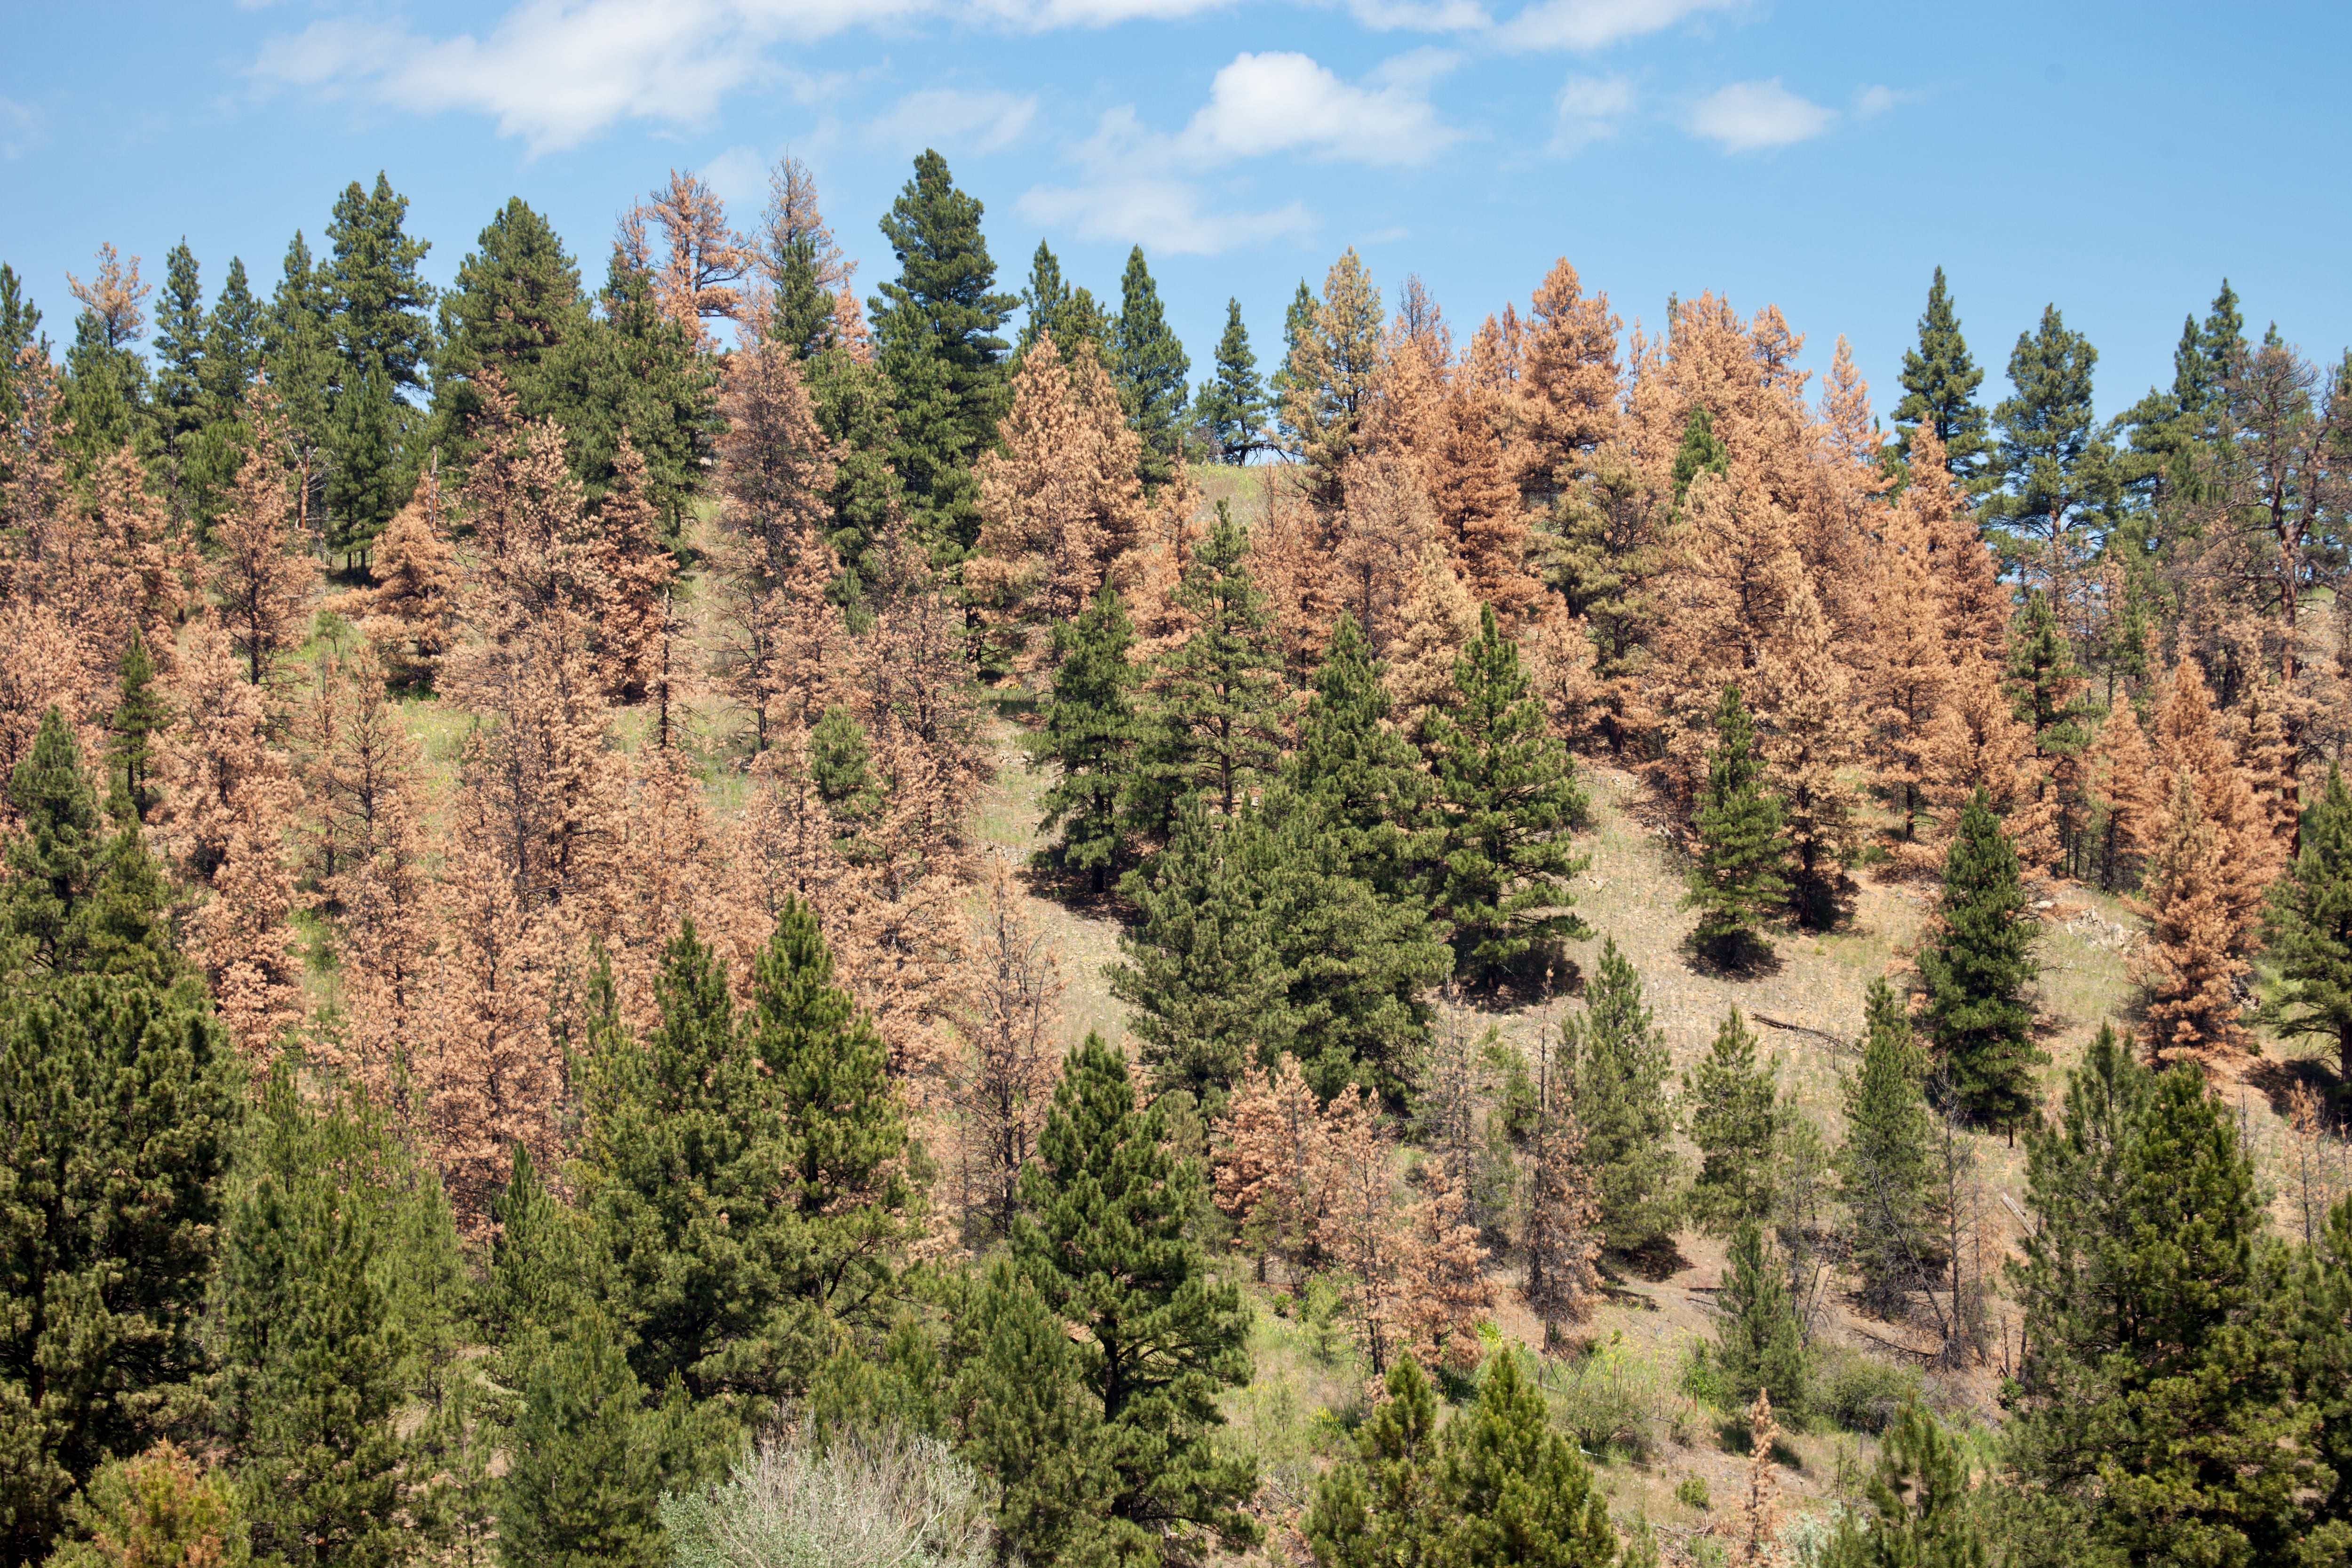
[0,901,237,1561]
[803,338,906,593]
[1684,1009,1780,1238]
[1916,790,2043,1128]
[58,293,151,476]
[2289,1194,2352,1550]
[1419,603,1592,987]
[1684,685,1787,969]
[1010,1035,1259,1562]
[1034,587,1141,894]
[1016,240,1110,364]
[580,925,803,1419]
[107,629,169,823]
[202,255,263,411]
[431,196,589,467]
[1287,610,1434,901]
[1890,267,1991,488]
[1821,1401,1988,1568]
[1560,937,1683,1254]
[1254,787,1448,1107]
[2263,764,2352,1083]
[1982,305,2119,580]
[1113,797,1292,1110]
[1113,246,1190,493]
[1669,403,1729,506]
[1715,1221,1809,1418]
[949,1260,1122,1568]
[869,150,1017,561]
[1304,1353,1444,1568]
[322,172,437,561]
[1271,279,1318,454]
[498,1313,669,1568]
[1436,1353,1619,1568]
[540,247,720,530]
[2004,589,2094,760]
[151,239,208,462]
[3,708,107,971]
[0,264,44,470]
[2006,1034,2320,1565]
[1307,1352,1618,1568]
[1132,502,1289,829]
[218,1065,424,1568]
[1837,979,1939,1315]
[1194,298,1270,464]
[809,701,883,834]
[745,898,917,1311]
[262,231,337,513]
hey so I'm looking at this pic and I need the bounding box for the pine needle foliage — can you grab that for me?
[1916,790,2043,1128]
[1559,938,1681,1254]
[1684,685,1787,969]
[1420,603,1592,987]
[1009,1035,1260,1564]
[2263,763,2352,1082]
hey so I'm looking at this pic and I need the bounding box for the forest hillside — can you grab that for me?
[3,151,2351,1568]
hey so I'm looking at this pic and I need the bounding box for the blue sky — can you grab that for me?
[4,1,2346,424]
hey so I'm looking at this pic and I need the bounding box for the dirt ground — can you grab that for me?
[973,718,2352,1554]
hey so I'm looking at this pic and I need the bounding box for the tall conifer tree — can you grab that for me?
[1419,603,1591,986]
[1891,267,1990,486]
[1837,979,1939,1314]
[1010,1035,1259,1561]
[2266,764,2352,1082]
[1035,587,1141,894]
[1561,938,1682,1254]
[1195,298,1270,464]
[1684,1009,1780,1237]
[2007,1033,2320,1563]
[1133,504,1289,828]
[1916,791,2043,1128]
[1287,611,1431,899]
[1685,685,1787,968]
[869,151,1017,559]
[1113,246,1190,492]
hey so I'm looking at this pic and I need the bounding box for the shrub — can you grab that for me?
[1545,1335,1674,1460]
[1814,1349,1922,1435]
[662,1420,991,1568]
[1674,1474,1710,1512]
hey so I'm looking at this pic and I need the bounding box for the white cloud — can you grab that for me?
[866,88,1039,155]
[1853,83,1921,119]
[1018,179,1313,254]
[1342,0,1492,29]
[0,95,47,161]
[1550,72,1634,153]
[1177,50,1460,167]
[252,0,905,153]
[1685,78,1832,151]
[1498,0,1737,51]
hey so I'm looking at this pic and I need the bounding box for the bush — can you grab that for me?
[662,1419,991,1568]
[1814,1349,1922,1435]
[1674,1474,1709,1512]
[1544,1334,1674,1460]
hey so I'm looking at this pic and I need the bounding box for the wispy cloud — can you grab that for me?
[1018,179,1313,254]
[866,87,1039,155]
[1497,0,1738,51]
[1852,83,1918,119]
[1550,72,1635,153]
[0,95,46,161]
[1685,78,1832,151]
[1015,48,1451,255]
[1177,50,1461,167]
[252,0,909,154]
[1341,0,1492,29]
